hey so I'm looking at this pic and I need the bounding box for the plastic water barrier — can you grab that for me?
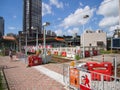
[63,64,120,90]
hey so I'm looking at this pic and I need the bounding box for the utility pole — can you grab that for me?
[119,0,120,26]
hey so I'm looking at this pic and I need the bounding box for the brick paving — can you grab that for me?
[1,54,119,90]
[43,63,64,75]
[0,56,66,90]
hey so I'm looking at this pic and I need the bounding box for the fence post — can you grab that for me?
[63,64,70,89]
[114,56,117,90]
[114,56,117,80]
[101,74,104,90]
[102,55,104,62]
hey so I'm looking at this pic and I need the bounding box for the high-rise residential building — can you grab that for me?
[47,30,51,36]
[51,31,57,36]
[0,16,4,37]
[113,28,120,38]
[23,0,42,37]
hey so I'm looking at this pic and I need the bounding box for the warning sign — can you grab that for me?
[70,68,79,88]
[80,71,91,90]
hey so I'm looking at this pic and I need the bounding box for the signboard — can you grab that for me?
[70,68,79,88]
[112,38,120,49]
[80,71,91,90]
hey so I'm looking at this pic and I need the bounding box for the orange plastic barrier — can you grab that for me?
[28,55,42,67]
[70,68,79,88]
[86,62,113,81]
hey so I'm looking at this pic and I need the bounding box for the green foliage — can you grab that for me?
[75,54,80,60]
[100,50,111,54]
[100,49,120,54]
[0,71,3,90]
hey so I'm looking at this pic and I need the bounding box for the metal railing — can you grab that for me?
[63,64,120,90]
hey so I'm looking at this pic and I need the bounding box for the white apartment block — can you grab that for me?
[81,30,107,50]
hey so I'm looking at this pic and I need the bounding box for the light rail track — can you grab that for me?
[51,56,73,63]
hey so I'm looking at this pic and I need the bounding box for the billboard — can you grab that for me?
[112,38,120,49]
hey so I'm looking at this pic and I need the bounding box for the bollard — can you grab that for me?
[102,55,104,62]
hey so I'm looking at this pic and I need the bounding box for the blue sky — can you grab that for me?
[0,0,119,36]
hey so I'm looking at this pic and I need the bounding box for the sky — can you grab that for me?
[0,0,119,36]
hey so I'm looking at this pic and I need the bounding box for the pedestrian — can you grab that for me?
[9,49,13,61]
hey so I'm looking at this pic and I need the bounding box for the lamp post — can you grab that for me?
[31,26,39,49]
[111,36,113,53]
[18,31,23,52]
[36,28,38,49]
[19,36,21,52]
[25,31,29,56]
[42,22,50,64]
[82,15,89,58]
[21,31,28,56]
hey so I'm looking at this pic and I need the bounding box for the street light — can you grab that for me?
[31,26,39,49]
[20,31,28,56]
[18,31,23,52]
[24,31,29,56]
[82,15,89,58]
[42,22,50,64]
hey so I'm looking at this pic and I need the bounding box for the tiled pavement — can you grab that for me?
[1,54,120,90]
[0,56,67,90]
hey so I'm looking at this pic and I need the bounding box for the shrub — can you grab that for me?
[75,54,80,60]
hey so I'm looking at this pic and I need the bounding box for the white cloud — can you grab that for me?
[99,16,119,28]
[8,27,16,30]
[97,0,119,28]
[55,29,63,36]
[50,0,63,8]
[42,2,52,16]
[107,25,120,36]
[60,6,95,29]
[80,2,83,7]
[97,0,119,17]
[67,28,79,35]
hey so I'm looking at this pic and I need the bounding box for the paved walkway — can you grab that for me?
[1,54,120,90]
[0,56,67,90]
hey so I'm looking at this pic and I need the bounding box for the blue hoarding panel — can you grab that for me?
[112,38,120,48]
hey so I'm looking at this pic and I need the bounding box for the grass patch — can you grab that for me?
[99,49,120,54]
[0,70,3,90]
[100,50,111,54]
[75,54,80,60]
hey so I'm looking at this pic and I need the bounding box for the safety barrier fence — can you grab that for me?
[16,52,27,59]
[15,52,29,64]
[63,64,120,90]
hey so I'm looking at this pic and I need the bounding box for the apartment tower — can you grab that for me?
[23,0,42,37]
[0,16,4,37]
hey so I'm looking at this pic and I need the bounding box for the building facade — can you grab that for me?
[113,28,120,38]
[81,30,107,50]
[23,0,42,37]
[0,16,4,37]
